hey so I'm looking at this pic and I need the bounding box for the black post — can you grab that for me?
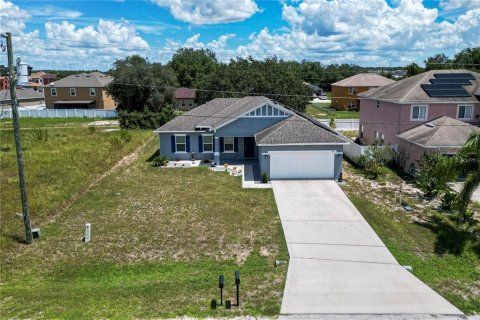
[218,275,224,306]
[235,271,240,306]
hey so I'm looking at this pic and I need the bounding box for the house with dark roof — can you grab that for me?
[44,72,115,109]
[1,88,45,108]
[396,116,480,174]
[174,87,196,111]
[331,73,395,111]
[155,96,349,180]
[358,69,480,146]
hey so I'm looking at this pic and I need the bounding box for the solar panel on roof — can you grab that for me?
[421,84,462,90]
[430,78,472,85]
[434,73,475,80]
[423,88,471,97]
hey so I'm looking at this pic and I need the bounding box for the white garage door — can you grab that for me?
[270,151,335,179]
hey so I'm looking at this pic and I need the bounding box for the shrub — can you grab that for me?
[88,125,96,134]
[261,172,268,183]
[440,189,456,211]
[354,145,397,179]
[118,107,175,129]
[152,155,169,167]
[109,136,124,149]
[329,117,336,129]
[416,153,453,200]
[32,128,48,142]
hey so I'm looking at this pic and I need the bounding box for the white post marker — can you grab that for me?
[84,223,91,243]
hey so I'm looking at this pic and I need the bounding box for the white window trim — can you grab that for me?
[175,134,187,153]
[410,104,428,121]
[51,87,57,96]
[457,104,474,120]
[223,137,235,153]
[202,134,214,153]
[70,88,76,96]
[89,88,96,96]
[348,87,357,95]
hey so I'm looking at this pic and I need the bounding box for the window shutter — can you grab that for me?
[199,135,203,152]
[171,135,176,152]
[220,137,224,152]
[234,137,238,152]
[186,135,191,152]
[213,137,216,152]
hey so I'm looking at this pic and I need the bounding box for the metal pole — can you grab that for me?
[2,32,33,244]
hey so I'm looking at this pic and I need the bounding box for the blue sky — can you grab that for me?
[1,0,479,70]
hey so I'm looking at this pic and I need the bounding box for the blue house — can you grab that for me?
[155,96,349,179]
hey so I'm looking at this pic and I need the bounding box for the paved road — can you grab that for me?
[272,180,463,316]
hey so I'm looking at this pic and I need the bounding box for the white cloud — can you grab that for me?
[0,0,30,34]
[151,0,260,24]
[440,0,480,11]
[32,5,82,19]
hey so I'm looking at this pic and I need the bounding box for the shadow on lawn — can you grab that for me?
[414,214,480,257]
[145,149,159,163]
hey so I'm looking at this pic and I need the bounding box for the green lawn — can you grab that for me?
[0,138,288,318]
[306,103,359,119]
[342,161,480,314]
[0,123,151,249]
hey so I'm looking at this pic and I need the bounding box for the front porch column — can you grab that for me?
[214,136,220,165]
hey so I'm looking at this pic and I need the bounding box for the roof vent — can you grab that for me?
[425,122,435,128]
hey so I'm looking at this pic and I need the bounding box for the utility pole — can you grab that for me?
[2,32,33,244]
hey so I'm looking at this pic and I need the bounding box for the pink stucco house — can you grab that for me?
[358,69,480,146]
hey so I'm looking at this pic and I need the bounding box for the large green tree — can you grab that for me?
[452,132,480,219]
[453,47,480,72]
[169,48,218,88]
[405,63,423,77]
[107,55,177,112]
[424,53,452,70]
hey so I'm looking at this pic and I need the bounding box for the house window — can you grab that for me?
[70,88,76,96]
[457,105,473,120]
[348,87,357,95]
[203,135,213,152]
[175,135,186,152]
[411,105,427,121]
[51,88,57,96]
[188,101,193,107]
[376,101,380,108]
[347,101,356,110]
[181,101,186,107]
[224,137,234,152]
[89,88,96,96]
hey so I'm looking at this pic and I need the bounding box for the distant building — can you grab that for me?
[44,72,116,109]
[391,70,407,80]
[0,88,45,108]
[29,71,57,89]
[0,76,8,90]
[331,73,395,111]
[174,87,196,111]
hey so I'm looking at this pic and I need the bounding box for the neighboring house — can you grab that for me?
[331,73,395,111]
[29,71,56,86]
[396,116,480,174]
[359,69,480,146]
[155,96,349,180]
[174,87,196,111]
[0,76,8,90]
[391,70,407,80]
[0,88,45,109]
[44,72,116,109]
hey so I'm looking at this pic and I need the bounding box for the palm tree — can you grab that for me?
[452,131,480,221]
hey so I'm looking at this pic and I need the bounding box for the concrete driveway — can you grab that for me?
[272,180,463,316]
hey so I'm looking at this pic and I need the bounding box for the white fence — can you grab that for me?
[319,119,359,131]
[343,141,398,161]
[2,108,117,119]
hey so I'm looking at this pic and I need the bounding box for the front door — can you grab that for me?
[244,137,255,158]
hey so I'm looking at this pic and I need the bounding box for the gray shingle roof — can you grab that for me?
[196,96,272,128]
[255,114,349,145]
[359,69,480,103]
[332,73,396,87]
[156,98,240,132]
[49,72,113,88]
[0,88,44,102]
[396,116,480,148]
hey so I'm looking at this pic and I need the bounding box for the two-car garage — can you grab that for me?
[268,150,336,179]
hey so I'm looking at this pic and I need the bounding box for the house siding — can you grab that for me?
[258,145,344,180]
[331,86,377,110]
[360,98,480,145]
[159,133,215,161]
[44,87,116,109]
[215,117,288,137]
